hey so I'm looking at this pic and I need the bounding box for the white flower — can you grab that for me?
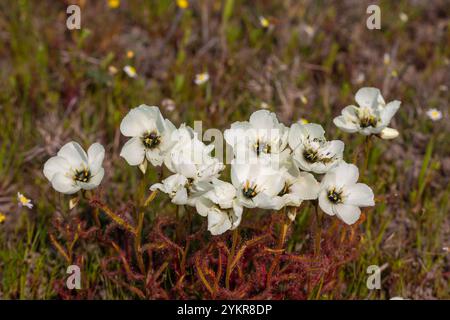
[194,72,209,85]
[270,165,320,211]
[165,125,225,183]
[231,161,285,209]
[17,192,33,209]
[150,173,210,206]
[123,65,137,78]
[152,125,224,207]
[334,87,401,136]
[120,105,177,168]
[426,108,442,121]
[288,123,344,174]
[43,142,105,194]
[318,162,374,225]
[195,179,243,235]
[224,110,289,166]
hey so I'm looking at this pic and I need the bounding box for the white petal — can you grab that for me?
[288,123,303,151]
[224,122,249,148]
[120,137,145,166]
[325,140,345,159]
[304,123,325,139]
[83,168,104,190]
[342,105,359,118]
[318,191,335,216]
[208,209,232,236]
[332,162,359,187]
[380,100,401,125]
[345,183,375,207]
[51,173,80,194]
[57,142,88,168]
[253,193,278,209]
[120,105,157,137]
[333,116,358,133]
[230,162,250,187]
[231,202,243,229]
[334,204,361,225]
[150,182,164,192]
[195,197,213,217]
[43,156,70,181]
[249,110,277,129]
[172,188,188,205]
[355,87,382,109]
[290,172,320,200]
[145,149,164,166]
[87,143,105,174]
[205,179,236,208]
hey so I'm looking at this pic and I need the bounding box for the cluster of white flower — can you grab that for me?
[43,87,401,236]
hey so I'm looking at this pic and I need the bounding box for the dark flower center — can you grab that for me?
[278,182,291,196]
[327,188,343,204]
[243,181,258,199]
[142,131,161,149]
[359,115,378,128]
[303,148,319,163]
[74,169,91,183]
[255,140,271,156]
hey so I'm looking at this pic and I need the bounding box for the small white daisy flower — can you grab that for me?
[194,72,209,85]
[259,16,270,28]
[17,192,33,209]
[123,65,137,78]
[426,108,442,121]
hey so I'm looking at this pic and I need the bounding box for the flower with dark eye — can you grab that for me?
[43,141,105,194]
[333,87,401,139]
[318,162,374,225]
[120,105,177,172]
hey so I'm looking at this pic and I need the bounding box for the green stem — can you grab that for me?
[361,135,372,178]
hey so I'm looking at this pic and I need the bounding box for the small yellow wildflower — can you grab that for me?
[17,192,33,209]
[126,50,134,59]
[259,16,270,28]
[108,0,120,9]
[123,65,137,78]
[177,0,189,9]
[391,70,398,78]
[0,213,6,224]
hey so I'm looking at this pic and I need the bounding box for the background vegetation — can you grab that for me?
[0,0,448,299]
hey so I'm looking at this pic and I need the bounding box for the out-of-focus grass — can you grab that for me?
[0,0,448,299]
